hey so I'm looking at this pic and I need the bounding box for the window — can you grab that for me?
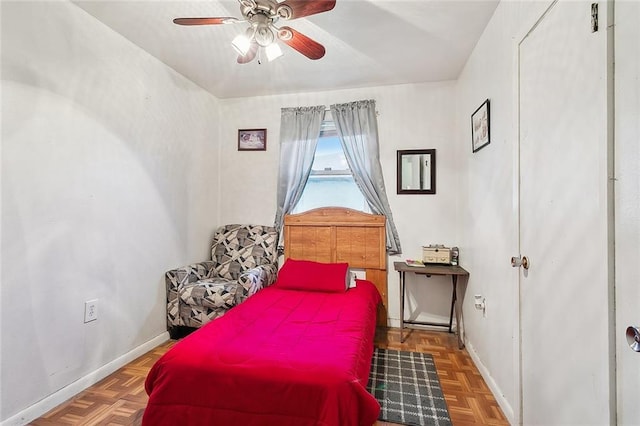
[292,121,369,213]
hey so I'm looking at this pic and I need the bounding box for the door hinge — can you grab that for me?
[591,3,598,32]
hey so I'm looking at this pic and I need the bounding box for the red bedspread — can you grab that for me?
[143,280,381,426]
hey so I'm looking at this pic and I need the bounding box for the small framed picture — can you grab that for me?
[238,129,267,151]
[471,99,490,153]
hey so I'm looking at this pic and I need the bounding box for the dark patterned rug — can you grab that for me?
[367,348,452,426]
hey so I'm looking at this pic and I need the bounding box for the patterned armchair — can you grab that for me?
[166,224,278,338]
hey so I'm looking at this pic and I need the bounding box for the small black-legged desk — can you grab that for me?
[393,261,469,349]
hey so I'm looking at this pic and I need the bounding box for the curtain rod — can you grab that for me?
[324,109,380,116]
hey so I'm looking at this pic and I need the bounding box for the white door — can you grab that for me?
[615,1,640,423]
[518,1,611,424]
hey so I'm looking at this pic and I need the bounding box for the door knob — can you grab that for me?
[511,256,530,270]
[626,326,640,352]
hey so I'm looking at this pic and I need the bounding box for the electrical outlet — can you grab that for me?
[474,294,487,317]
[84,299,98,323]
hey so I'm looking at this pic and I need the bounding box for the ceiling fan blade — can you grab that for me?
[278,0,336,19]
[173,17,239,26]
[277,26,325,60]
[237,42,259,64]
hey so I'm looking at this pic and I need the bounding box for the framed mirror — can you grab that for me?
[397,149,436,194]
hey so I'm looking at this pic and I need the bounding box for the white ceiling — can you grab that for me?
[74,0,499,99]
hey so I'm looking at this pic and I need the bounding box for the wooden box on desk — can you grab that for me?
[422,245,451,264]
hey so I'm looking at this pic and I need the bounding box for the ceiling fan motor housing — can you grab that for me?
[239,0,293,21]
[239,0,293,47]
[240,0,278,19]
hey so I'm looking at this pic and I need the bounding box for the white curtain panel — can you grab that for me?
[274,105,326,250]
[330,100,402,255]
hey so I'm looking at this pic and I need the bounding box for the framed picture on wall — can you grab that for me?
[238,129,267,151]
[471,99,490,153]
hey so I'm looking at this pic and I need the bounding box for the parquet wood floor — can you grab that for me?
[374,328,508,426]
[30,327,508,425]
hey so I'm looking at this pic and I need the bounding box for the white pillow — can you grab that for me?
[347,269,366,289]
[347,271,356,289]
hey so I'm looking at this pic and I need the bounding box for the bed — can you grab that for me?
[143,208,388,426]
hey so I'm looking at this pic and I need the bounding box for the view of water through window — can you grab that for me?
[293,131,369,213]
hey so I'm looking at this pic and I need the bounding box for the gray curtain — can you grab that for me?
[274,105,326,250]
[330,100,402,255]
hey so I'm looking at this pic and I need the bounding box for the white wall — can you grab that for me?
[456,1,618,423]
[455,3,552,420]
[218,83,465,327]
[0,2,220,423]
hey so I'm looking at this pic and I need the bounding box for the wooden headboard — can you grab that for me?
[283,207,388,326]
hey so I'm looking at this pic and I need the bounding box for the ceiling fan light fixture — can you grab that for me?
[232,33,252,55]
[265,42,283,61]
[254,23,275,47]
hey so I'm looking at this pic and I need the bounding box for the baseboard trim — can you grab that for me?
[1,332,169,426]
[465,340,516,425]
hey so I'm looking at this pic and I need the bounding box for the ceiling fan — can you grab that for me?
[173,0,336,64]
